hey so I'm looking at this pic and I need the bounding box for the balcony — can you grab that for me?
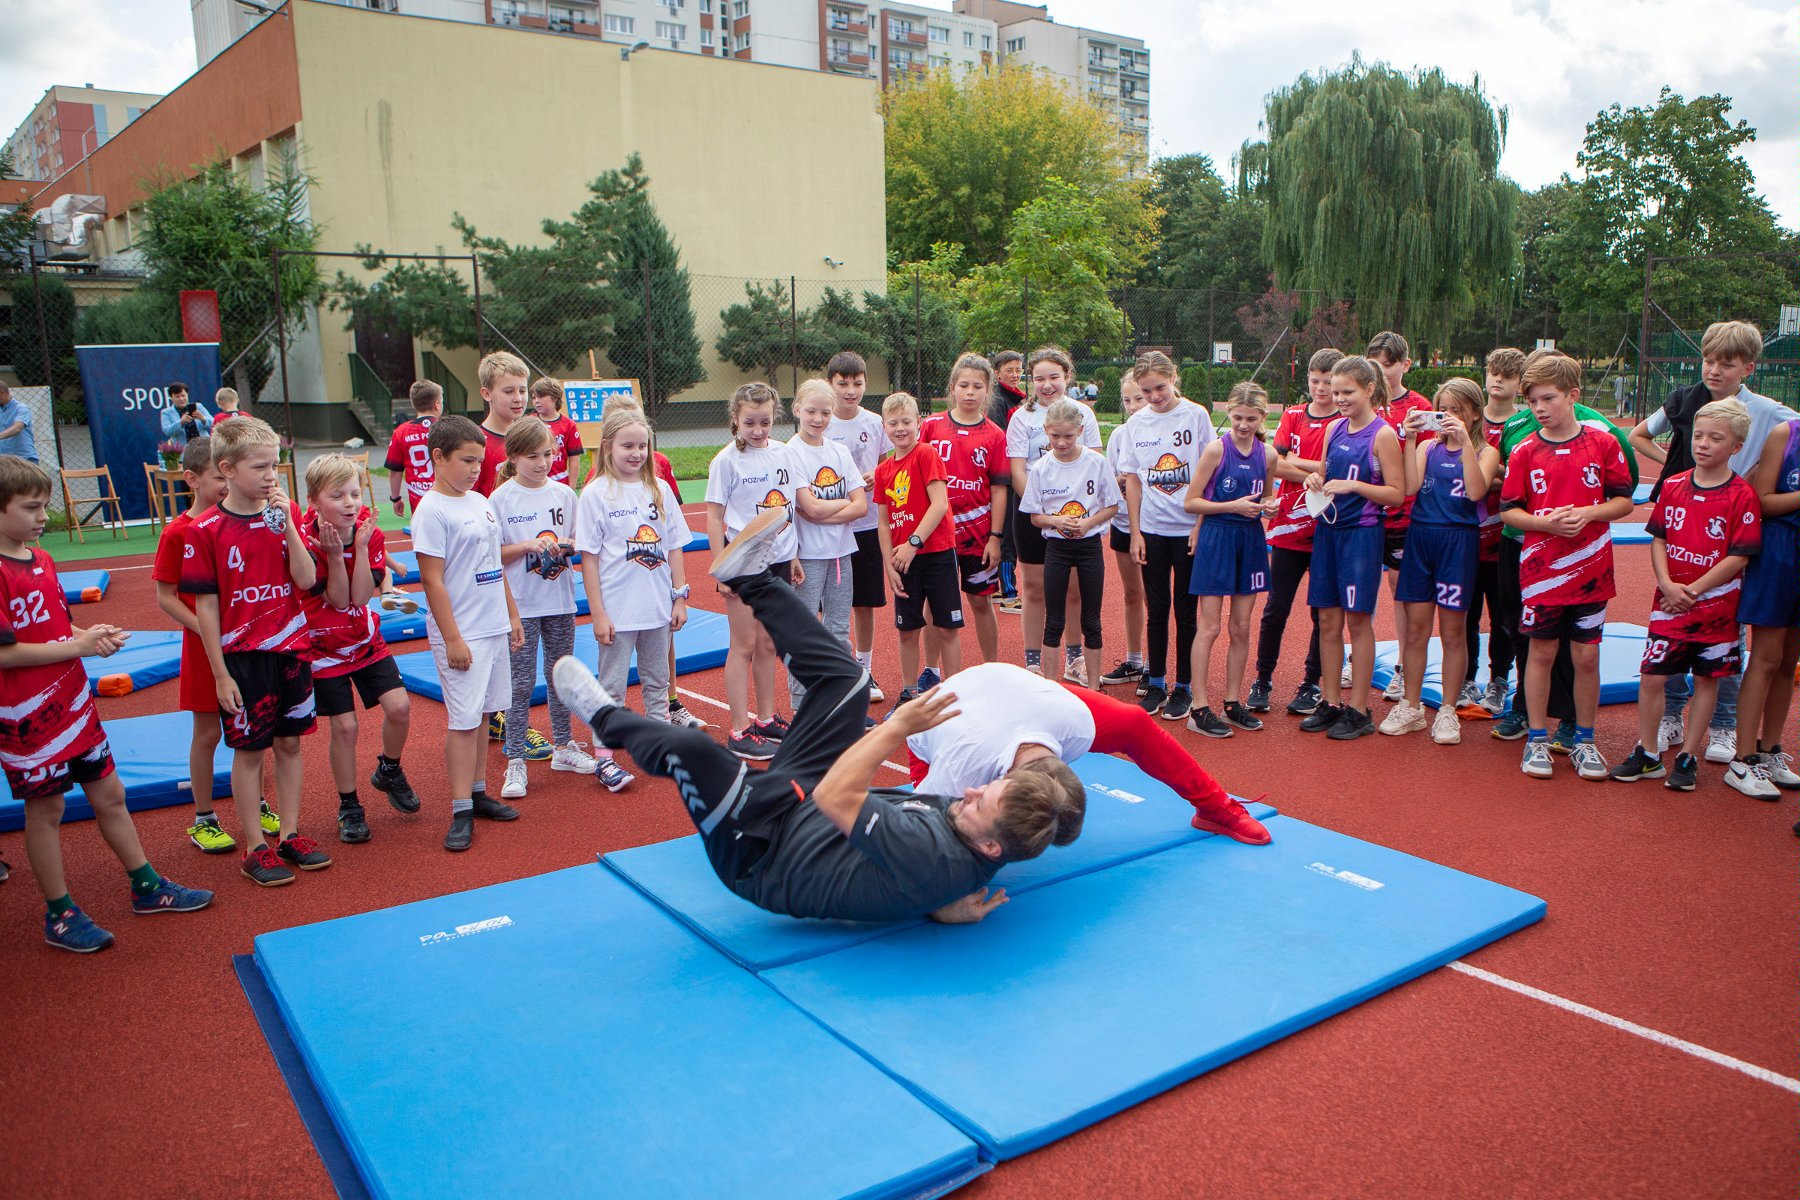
[1121,88,1147,105]
[827,17,868,36]
[888,25,927,45]
[1119,60,1147,77]
[1087,57,1114,71]
[827,50,871,69]
[831,0,866,7]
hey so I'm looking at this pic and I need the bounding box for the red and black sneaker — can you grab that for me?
[728,728,777,762]
[276,835,333,872]
[1190,796,1272,846]
[241,845,296,887]
[753,714,791,742]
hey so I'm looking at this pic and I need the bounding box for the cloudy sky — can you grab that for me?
[3,0,1795,226]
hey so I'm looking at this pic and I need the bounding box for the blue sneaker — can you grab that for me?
[45,906,114,953]
[132,877,215,915]
[916,667,941,692]
[1548,719,1578,756]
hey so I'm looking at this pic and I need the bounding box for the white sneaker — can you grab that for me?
[1703,726,1736,764]
[500,758,529,799]
[1521,740,1554,778]
[553,656,618,733]
[1432,707,1461,745]
[1481,679,1509,715]
[1570,741,1610,781]
[1063,657,1088,686]
[867,680,885,703]
[1655,714,1683,755]
[708,507,791,586]
[594,756,634,793]
[1340,656,1354,689]
[667,700,709,729]
[1382,667,1406,703]
[552,742,598,774]
[1764,747,1800,790]
[1724,757,1781,800]
[1379,702,1428,736]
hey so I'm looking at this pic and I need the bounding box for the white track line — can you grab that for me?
[1449,961,1800,1094]
[676,685,908,774]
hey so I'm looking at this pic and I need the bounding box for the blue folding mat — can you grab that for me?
[391,608,730,703]
[242,865,988,1200]
[1370,622,1648,708]
[1614,522,1652,545]
[84,630,183,696]
[385,525,708,584]
[0,710,232,832]
[603,752,1279,971]
[61,568,109,604]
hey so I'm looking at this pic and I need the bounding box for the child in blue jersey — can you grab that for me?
[1385,378,1500,744]
[1299,355,1404,740]
[1727,415,1800,796]
[1184,383,1283,737]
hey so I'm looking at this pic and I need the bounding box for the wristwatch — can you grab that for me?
[670,584,691,601]
[907,534,924,549]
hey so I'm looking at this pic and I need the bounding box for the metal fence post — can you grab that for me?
[472,257,486,358]
[1637,254,1654,418]
[1120,284,1130,363]
[28,251,68,469]
[1021,277,1030,346]
[641,256,657,417]
[1207,286,1216,362]
[272,250,294,440]
[789,275,799,403]
[913,268,922,400]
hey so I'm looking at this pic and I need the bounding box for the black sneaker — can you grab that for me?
[1609,745,1666,782]
[727,728,778,760]
[1665,752,1699,792]
[276,835,333,871]
[240,845,295,887]
[445,812,474,852]
[337,805,371,844]
[1100,659,1146,687]
[1245,679,1272,713]
[1223,701,1264,731]
[472,795,520,821]
[1285,682,1323,716]
[753,714,791,741]
[1160,688,1193,722]
[370,763,419,813]
[883,689,920,725]
[1327,707,1376,740]
[0,853,8,884]
[1186,706,1232,737]
[1299,702,1343,733]
[1139,684,1167,715]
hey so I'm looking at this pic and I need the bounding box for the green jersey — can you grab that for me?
[1497,403,1639,541]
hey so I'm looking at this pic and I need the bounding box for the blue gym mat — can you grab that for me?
[246,865,987,1200]
[1633,482,1654,504]
[391,609,729,704]
[603,753,1279,971]
[84,630,183,695]
[1614,522,1651,545]
[1370,622,1648,708]
[762,811,1546,1159]
[62,568,109,603]
[386,525,708,584]
[0,710,232,832]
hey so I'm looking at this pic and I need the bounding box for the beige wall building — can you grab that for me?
[37,0,888,440]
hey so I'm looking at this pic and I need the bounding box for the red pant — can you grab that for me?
[905,684,1232,815]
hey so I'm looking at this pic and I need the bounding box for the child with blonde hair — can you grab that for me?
[876,392,962,702]
[786,378,868,708]
[1022,399,1119,692]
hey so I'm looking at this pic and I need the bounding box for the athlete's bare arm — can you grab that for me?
[812,688,961,835]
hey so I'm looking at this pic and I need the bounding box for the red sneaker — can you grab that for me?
[1190,797,1271,845]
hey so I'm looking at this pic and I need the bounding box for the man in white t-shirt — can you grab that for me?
[905,662,1270,845]
[412,415,525,853]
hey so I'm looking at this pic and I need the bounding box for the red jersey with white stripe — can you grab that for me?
[1499,427,1633,608]
[1645,470,1761,643]
[653,452,684,505]
[1379,389,1433,531]
[0,549,106,775]
[474,425,508,497]
[545,414,583,486]
[1477,415,1506,562]
[300,507,391,678]
[920,411,1009,554]
[180,501,309,655]
[385,415,437,511]
[1267,402,1337,552]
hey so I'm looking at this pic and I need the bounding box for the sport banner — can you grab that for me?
[75,342,221,521]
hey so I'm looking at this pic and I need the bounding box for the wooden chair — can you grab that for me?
[342,451,375,502]
[59,466,127,544]
[276,461,298,503]
[144,464,192,532]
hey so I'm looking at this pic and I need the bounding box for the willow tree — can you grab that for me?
[1243,59,1519,346]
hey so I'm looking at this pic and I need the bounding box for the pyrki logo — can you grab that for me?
[1305,862,1384,890]
[809,466,848,501]
[625,523,666,570]
[419,914,514,947]
[1147,453,1189,496]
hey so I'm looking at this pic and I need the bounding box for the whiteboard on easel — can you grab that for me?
[563,379,641,422]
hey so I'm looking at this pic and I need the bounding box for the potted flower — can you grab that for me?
[157,438,183,470]
[278,435,294,464]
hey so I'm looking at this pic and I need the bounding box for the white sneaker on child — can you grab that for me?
[1655,714,1683,755]
[1704,726,1736,764]
[552,742,598,774]
[501,758,529,799]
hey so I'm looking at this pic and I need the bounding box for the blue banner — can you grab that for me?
[75,343,220,521]
[563,379,639,423]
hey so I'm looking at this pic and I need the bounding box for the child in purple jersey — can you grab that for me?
[1728,416,1800,795]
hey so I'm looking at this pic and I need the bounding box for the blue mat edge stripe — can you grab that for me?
[232,954,375,1200]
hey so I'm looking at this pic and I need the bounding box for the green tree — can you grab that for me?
[1245,59,1519,343]
[964,179,1130,355]
[601,156,705,412]
[715,279,802,384]
[8,273,75,387]
[1539,89,1796,339]
[0,146,34,280]
[1135,153,1267,296]
[884,64,1152,267]
[866,268,965,399]
[74,289,180,346]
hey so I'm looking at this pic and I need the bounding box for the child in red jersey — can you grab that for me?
[1499,353,1635,782]
[303,453,418,842]
[531,377,585,486]
[0,458,212,952]
[920,353,1009,664]
[151,436,238,854]
[1453,347,1526,719]
[876,392,961,702]
[181,416,326,887]
[473,352,529,497]
[386,380,442,517]
[1612,399,1761,791]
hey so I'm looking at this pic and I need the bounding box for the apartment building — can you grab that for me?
[2,86,164,183]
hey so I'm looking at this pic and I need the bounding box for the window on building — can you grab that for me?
[981,33,991,49]
[604,13,634,32]
[656,20,683,39]
[962,29,973,46]
[664,0,686,7]
[92,107,110,143]
[889,49,914,67]
[701,26,713,44]
[700,0,711,11]
[495,0,523,20]
[1004,36,1023,52]
[732,0,748,16]
[929,54,949,68]
[929,24,948,42]
[888,18,913,38]
[829,37,853,59]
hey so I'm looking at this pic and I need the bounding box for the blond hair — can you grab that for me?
[214,386,239,409]
[1130,349,1181,391]
[1307,348,1345,375]
[946,352,994,400]
[1434,377,1486,438]
[1699,320,1761,366]
[728,382,783,451]
[478,351,529,391]
[1042,398,1087,431]
[994,759,1085,860]
[1224,381,1269,417]
[1694,397,1751,444]
[595,406,659,492]
[1024,345,1074,411]
[304,452,360,498]
[496,415,554,484]
[1520,351,1581,396]
[210,414,279,466]
[794,378,836,414]
[1330,355,1391,410]
[882,391,921,420]
[1485,347,1527,380]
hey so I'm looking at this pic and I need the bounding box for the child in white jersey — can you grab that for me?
[490,416,595,797]
[705,382,804,761]
[1021,399,1120,692]
[823,351,892,699]
[578,406,691,783]
[786,378,868,709]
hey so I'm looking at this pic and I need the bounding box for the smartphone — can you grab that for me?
[1418,411,1447,432]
